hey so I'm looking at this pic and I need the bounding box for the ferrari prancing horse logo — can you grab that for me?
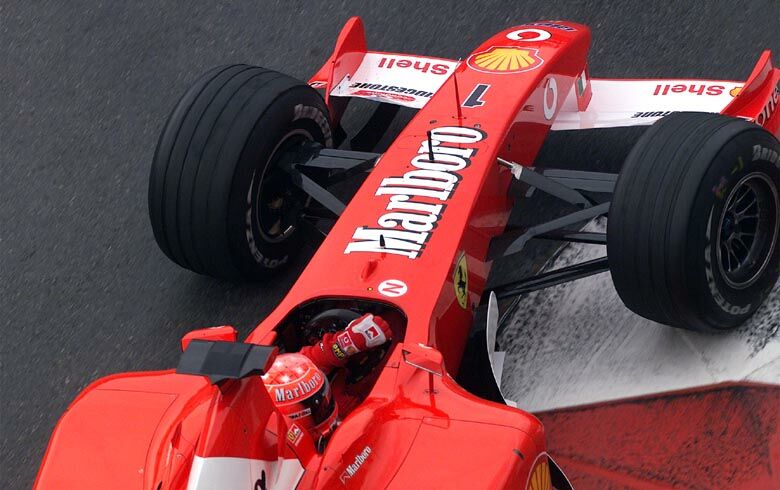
[454,252,469,309]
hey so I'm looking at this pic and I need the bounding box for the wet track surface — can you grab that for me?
[499,218,780,412]
[3,1,779,487]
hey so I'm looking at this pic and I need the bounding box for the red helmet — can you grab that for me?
[262,353,337,439]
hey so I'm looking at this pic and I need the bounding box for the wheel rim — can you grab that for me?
[716,172,779,289]
[253,129,313,243]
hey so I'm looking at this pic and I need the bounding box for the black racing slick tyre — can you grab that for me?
[608,112,780,332]
[148,65,333,280]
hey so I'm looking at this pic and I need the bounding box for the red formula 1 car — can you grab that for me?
[36,18,780,490]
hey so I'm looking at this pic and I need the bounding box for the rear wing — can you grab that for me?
[311,18,780,135]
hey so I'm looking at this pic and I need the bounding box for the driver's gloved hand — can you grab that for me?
[339,314,392,355]
[301,314,392,372]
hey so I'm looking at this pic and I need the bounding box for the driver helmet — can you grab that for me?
[262,353,337,439]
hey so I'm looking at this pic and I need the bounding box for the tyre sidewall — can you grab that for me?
[686,131,780,329]
[227,88,331,279]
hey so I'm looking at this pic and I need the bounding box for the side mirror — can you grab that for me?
[181,325,238,351]
[177,340,278,385]
[401,343,444,377]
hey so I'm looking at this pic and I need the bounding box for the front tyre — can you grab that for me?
[148,65,332,280]
[608,112,780,332]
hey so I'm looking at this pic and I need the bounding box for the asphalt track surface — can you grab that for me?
[3,1,779,488]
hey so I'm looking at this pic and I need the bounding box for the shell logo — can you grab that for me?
[467,46,543,74]
[526,457,552,490]
[730,86,743,97]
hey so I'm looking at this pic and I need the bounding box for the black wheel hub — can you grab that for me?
[716,172,780,289]
[253,131,312,243]
[721,212,736,237]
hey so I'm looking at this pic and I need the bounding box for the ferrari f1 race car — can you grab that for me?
[36,17,780,490]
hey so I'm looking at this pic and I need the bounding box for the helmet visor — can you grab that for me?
[289,377,335,426]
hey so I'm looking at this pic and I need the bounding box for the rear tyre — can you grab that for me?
[149,65,332,280]
[608,112,780,332]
